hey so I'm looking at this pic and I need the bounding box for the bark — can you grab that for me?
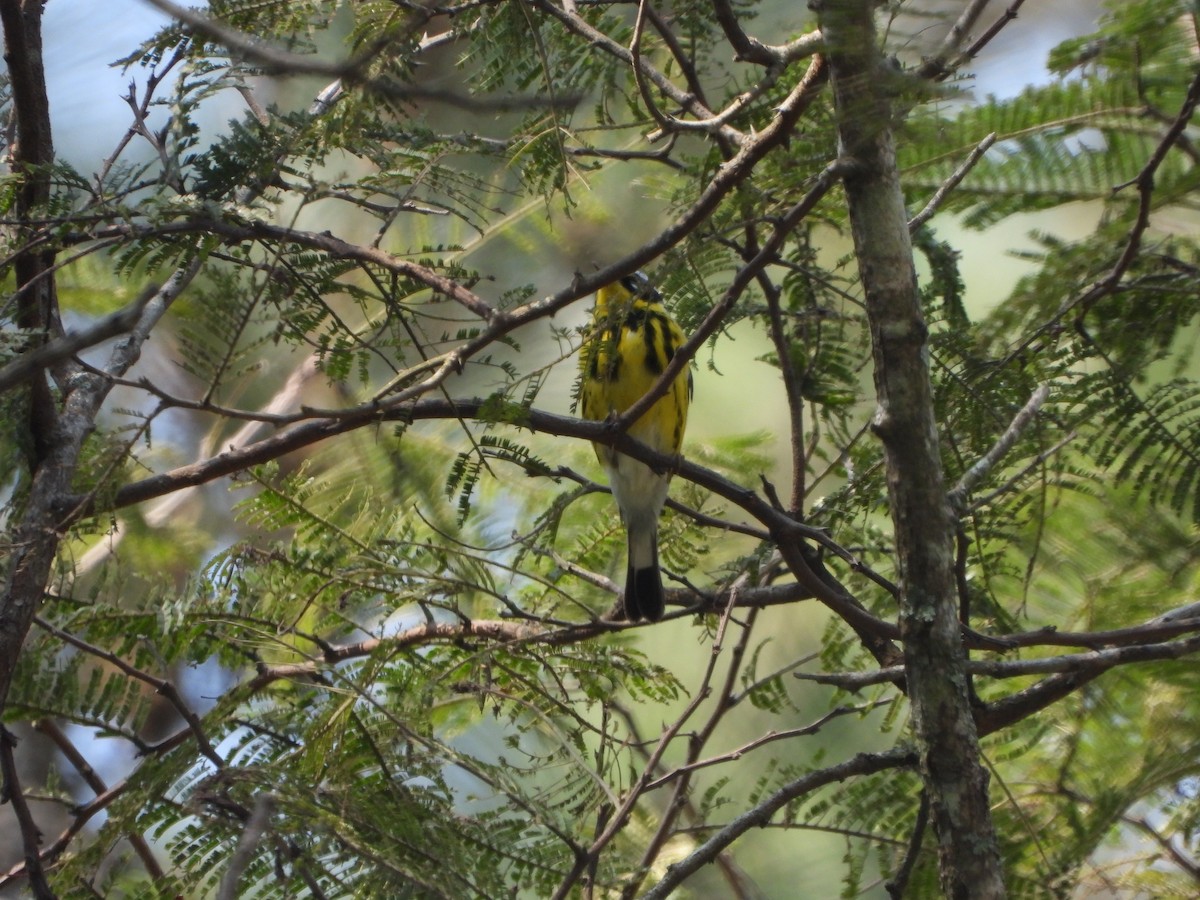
[2,0,59,466]
[0,2,194,715]
[0,0,67,711]
[814,2,1007,897]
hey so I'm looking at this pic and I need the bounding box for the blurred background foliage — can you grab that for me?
[3,0,1200,896]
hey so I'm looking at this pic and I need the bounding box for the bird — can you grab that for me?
[580,270,692,622]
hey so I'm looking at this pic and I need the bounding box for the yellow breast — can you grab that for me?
[580,282,690,458]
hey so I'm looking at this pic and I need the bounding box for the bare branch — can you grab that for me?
[1098,67,1200,295]
[948,383,1049,513]
[711,0,784,67]
[953,0,1031,76]
[644,701,889,791]
[33,719,164,881]
[217,793,277,900]
[886,790,929,899]
[0,726,54,898]
[141,0,575,112]
[907,132,996,231]
[629,0,675,136]
[642,747,917,899]
[916,0,994,79]
[711,0,823,67]
[32,616,223,768]
[0,284,159,394]
[798,628,1200,691]
[966,431,1076,514]
[97,44,187,189]
[974,634,1200,677]
[918,0,1030,81]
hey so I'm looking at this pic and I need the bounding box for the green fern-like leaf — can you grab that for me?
[1085,376,1200,522]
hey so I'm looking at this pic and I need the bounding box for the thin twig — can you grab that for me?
[907,133,996,231]
[644,701,889,790]
[761,269,808,513]
[621,593,761,899]
[953,0,1030,76]
[934,0,994,63]
[217,793,277,900]
[642,747,918,899]
[1123,813,1200,882]
[1001,66,1200,366]
[965,431,1075,514]
[948,383,1049,513]
[0,775,135,891]
[552,581,746,899]
[629,0,675,137]
[798,629,1200,691]
[918,0,1030,81]
[0,726,55,899]
[0,284,160,393]
[886,790,929,898]
[142,0,576,112]
[533,0,729,136]
[35,719,164,880]
[32,616,223,768]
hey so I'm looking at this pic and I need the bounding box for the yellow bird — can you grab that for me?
[580,271,691,621]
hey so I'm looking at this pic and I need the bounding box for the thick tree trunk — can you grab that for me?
[0,0,66,710]
[0,1,195,718]
[815,2,1007,896]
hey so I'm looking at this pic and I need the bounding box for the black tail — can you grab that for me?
[623,563,665,622]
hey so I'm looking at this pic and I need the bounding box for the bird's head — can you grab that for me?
[596,270,662,313]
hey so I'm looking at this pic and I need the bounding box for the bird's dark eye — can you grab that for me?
[620,270,661,301]
[618,272,645,293]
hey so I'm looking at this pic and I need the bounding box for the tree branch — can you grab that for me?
[32,616,223,768]
[907,132,996,231]
[564,585,747,899]
[799,629,1200,691]
[0,284,159,394]
[1003,65,1200,365]
[58,395,902,655]
[142,0,575,112]
[643,701,889,791]
[0,726,54,899]
[948,383,1049,512]
[216,793,277,900]
[33,719,164,881]
[0,774,133,891]
[710,0,823,67]
[886,789,929,899]
[642,747,917,899]
[917,0,1030,82]
[818,1,1005,893]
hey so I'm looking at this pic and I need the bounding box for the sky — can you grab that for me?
[42,1,172,167]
